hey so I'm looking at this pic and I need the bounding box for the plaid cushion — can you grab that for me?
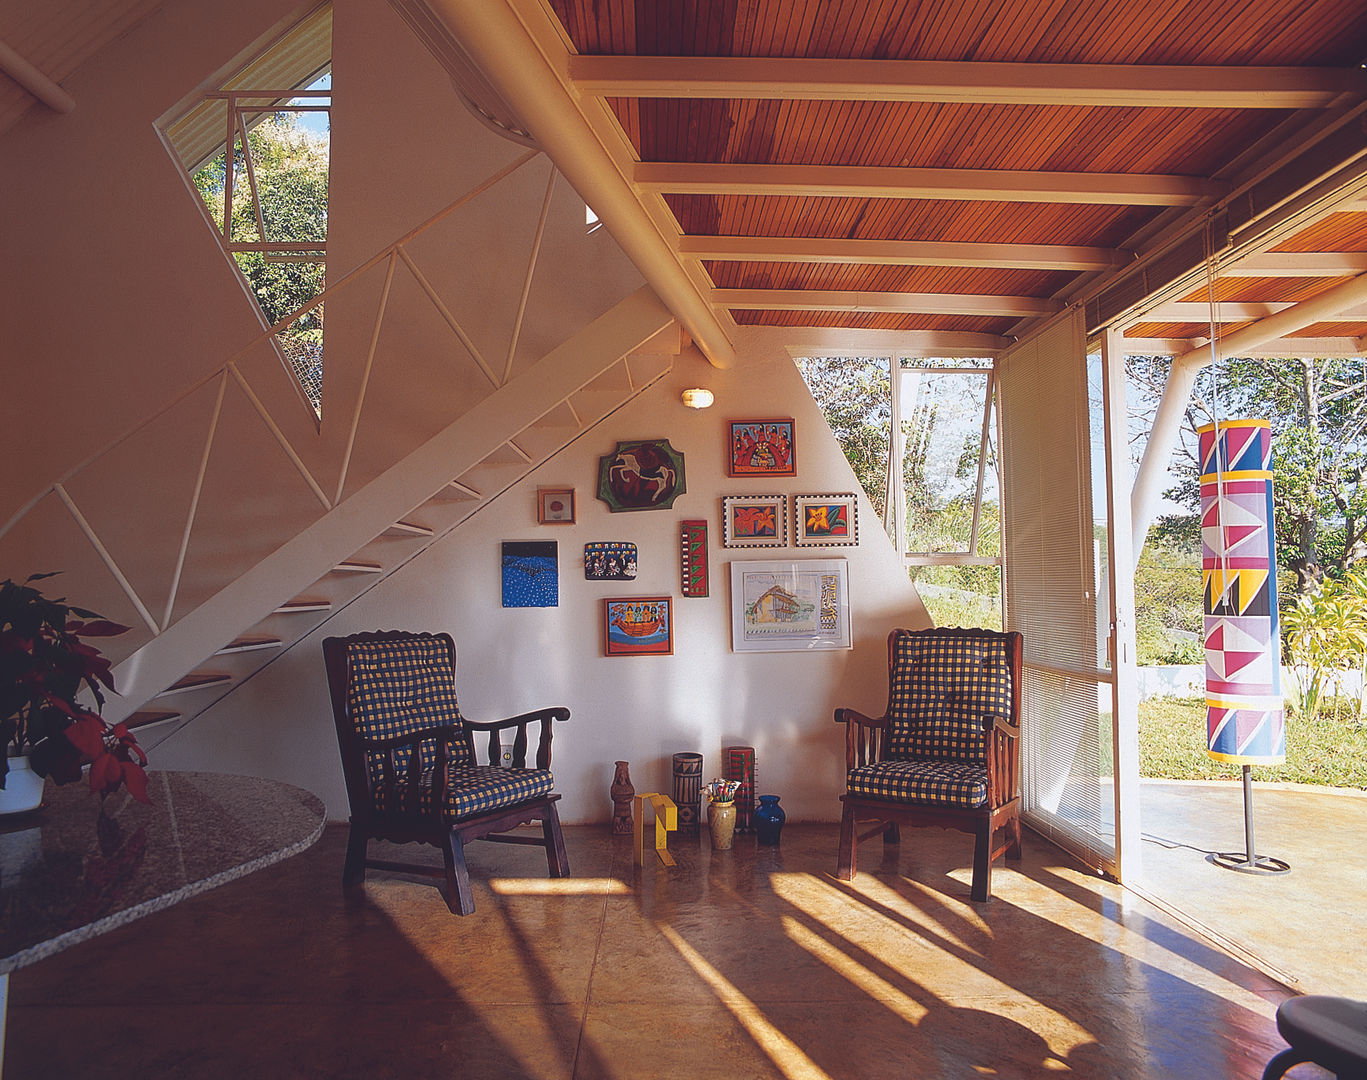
[377,765,555,821]
[345,637,475,793]
[886,631,1012,763]
[847,759,988,809]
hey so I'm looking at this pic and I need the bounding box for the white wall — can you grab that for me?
[155,337,932,823]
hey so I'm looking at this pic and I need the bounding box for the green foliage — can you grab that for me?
[1282,569,1367,718]
[1134,538,1206,664]
[1128,353,1367,601]
[1139,695,1367,789]
[194,113,328,410]
[794,355,891,520]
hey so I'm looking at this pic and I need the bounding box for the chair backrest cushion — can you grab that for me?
[344,636,475,787]
[886,630,1014,763]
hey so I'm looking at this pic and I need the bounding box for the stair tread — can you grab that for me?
[387,520,434,536]
[276,598,332,612]
[159,672,231,696]
[332,560,382,573]
[125,709,181,730]
[218,635,282,654]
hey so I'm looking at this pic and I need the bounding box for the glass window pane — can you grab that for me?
[901,367,992,554]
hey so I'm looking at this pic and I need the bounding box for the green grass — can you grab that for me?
[1139,696,1367,789]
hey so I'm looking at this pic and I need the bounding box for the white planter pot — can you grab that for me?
[0,754,45,816]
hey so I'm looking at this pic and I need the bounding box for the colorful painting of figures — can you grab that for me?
[730,559,851,652]
[722,494,787,548]
[502,541,558,607]
[680,520,709,596]
[604,596,673,656]
[597,439,686,512]
[794,494,859,547]
[584,541,638,581]
[728,419,796,477]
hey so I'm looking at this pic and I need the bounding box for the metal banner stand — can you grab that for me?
[1211,765,1290,874]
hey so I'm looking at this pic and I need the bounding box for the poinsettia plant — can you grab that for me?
[0,573,149,803]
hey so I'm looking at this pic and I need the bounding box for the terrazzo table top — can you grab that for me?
[0,770,326,974]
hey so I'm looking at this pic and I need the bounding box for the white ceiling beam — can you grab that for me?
[712,288,1062,317]
[678,235,1132,271]
[1228,252,1367,277]
[741,326,1011,356]
[1140,300,1367,321]
[569,56,1367,110]
[1118,335,1367,358]
[0,37,75,113]
[636,163,1225,206]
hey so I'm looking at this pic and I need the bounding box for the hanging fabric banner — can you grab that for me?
[1199,419,1285,765]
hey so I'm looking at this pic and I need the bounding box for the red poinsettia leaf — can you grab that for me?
[65,714,107,757]
[65,619,130,638]
[88,752,120,795]
[121,761,151,804]
[42,692,82,720]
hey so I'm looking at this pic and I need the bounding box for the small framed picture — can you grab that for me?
[722,494,787,548]
[537,487,576,524]
[730,559,852,653]
[604,596,673,656]
[728,419,796,478]
[793,494,859,547]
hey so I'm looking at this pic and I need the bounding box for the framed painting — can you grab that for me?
[597,438,686,511]
[728,419,796,478]
[537,487,576,524]
[502,541,558,608]
[680,519,709,596]
[584,541,637,580]
[793,494,859,547]
[722,494,787,548]
[729,559,851,652]
[604,596,673,656]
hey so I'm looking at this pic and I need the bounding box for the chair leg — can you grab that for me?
[836,803,857,880]
[1006,811,1023,860]
[883,822,901,844]
[342,825,367,886]
[442,831,476,916]
[970,817,993,902]
[542,801,570,878]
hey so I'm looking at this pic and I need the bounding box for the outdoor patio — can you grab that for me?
[1135,779,1367,999]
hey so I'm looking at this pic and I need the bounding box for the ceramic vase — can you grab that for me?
[610,761,635,835]
[707,798,737,850]
[755,794,786,845]
[0,754,45,816]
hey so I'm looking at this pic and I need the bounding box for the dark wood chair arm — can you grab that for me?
[835,707,890,770]
[834,707,887,729]
[465,706,570,770]
[982,713,1021,808]
[360,727,455,819]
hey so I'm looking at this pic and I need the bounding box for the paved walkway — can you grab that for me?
[1134,779,1367,998]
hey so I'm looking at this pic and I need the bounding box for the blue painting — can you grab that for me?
[502,541,558,608]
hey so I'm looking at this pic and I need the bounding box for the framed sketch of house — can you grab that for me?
[729,559,851,652]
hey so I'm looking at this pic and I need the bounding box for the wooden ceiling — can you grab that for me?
[535,0,1367,355]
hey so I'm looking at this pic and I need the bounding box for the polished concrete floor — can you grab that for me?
[6,807,1336,1080]
[1135,779,1367,1001]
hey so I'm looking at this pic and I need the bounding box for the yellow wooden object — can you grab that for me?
[633,792,677,867]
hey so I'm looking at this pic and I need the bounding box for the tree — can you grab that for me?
[193,112,329,413]
[794,355,891,520]
[1128,353,1367,599]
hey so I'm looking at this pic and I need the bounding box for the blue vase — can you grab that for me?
[755,794,785,845]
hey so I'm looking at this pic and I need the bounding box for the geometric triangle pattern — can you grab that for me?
[1199,418,1285,765]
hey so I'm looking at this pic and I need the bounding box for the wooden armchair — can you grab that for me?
[322,630,570,916]
[835,626,1023,902]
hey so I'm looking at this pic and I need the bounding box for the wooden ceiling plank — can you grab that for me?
[635,162,1226,205]
[566,56,1367,109]
[677,234,1130,271]
[711,287,1063,317]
